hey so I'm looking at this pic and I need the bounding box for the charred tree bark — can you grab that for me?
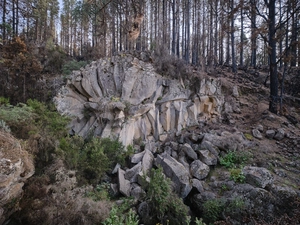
[268,0,278,114]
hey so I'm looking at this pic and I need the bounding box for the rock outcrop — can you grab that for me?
[53,52,300,224]
[0,131,34,224]
[54,53,224,146]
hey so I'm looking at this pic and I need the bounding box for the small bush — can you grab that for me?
[219,150,250,168]
[195,218,207,225]
[85,183,111,201]
[0,96,9,105]
[229,168,245,183]
[27,99,70,138]
[202,198,225,223]
[58,135,84,169]
[103,199,139,225]
[152,45,190,81]
[62,60,89,75]
[143,167,190,225]
[59,136,126,184]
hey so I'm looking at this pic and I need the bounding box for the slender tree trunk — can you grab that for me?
[176,0,180,57]
[250,0,257,67]
[185,0,190,62]
[290,0,297,67]
[219,0,224,65]
[16,0,19,36]
[112,8,116,55]
[12,0,15,36]
[231,0,236,73]
[240,1,244,67]
[279,0,283,70]
[172,0,176,54]
[268,0,278,114]
[2,0,6,40]
[208,1,213,67]
[214,0,218,66]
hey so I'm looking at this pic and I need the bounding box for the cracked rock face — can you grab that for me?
[0,131,34,224]
[54,53,224,146]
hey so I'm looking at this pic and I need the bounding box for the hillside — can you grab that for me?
[1,52,300,225]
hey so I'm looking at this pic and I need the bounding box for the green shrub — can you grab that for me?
[195,218,206,225]
[103,199,139,225]
[229,168,245,183]
[86,183,111,201]
[59,136,126,184]
[0,96,9,105]
[143,167,190,225]
[219,150,250,168]
[0,102,34,123]
[0,102,35,138]
[62,60,89,75]
[202,198,225,223]
[227,197,245,212]
[58,135,84,169]
[27,99,70,138]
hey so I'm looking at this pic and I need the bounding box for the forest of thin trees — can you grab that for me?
[0,0,300,112]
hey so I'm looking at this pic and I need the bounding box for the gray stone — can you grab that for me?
[232,85,239,98]
[170,141,179,151]
[130,185,145,200]
[192,179,204,193]
[252,129,263,140]
[125,162,142,181]
[201,132,245,152]
[198,150,217,166]
[155,154,192,198]
[138,201,149,218]
[274,128,285,141]
[164,146,172,155]
[190,160,210,180]
[178,155,190,171]
[199,140,220,157]
[242,166,273,188]
[110,183,119,197]
[256,124,264,132]
[265,130,275,139]
[189,132,199,142]
[112,163,121,174]
[118,168,131,197]
[181,143,198,160]
[142,150,154,175]
[137,171,150,188]
[131,151,145,164]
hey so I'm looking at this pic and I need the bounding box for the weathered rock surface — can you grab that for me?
[54,53,224,146]
[0,131,34,224]
[243,166,273,188]
[190,160,210,180]
[252,128,263,139]
[155,153,192,198]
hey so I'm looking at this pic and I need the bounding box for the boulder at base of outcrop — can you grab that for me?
[242,166,273,188]
[190,160,210,180]
[0,131,35,224]
[155,153,192,198]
